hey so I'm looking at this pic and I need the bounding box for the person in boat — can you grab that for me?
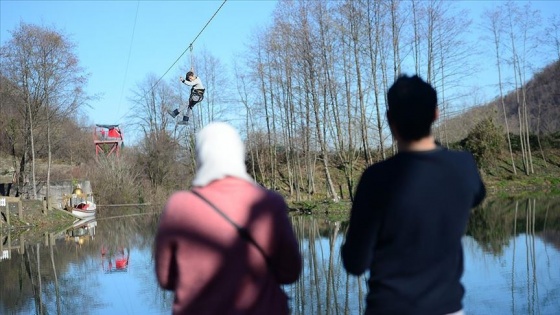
[341,75,486,315]
[155,122,301,315]
[167,71,205,125]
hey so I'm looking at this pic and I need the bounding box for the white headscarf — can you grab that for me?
[192,122,254,187]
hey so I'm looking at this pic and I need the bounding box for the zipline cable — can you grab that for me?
[117,1,140,118]
[190,45,194,72]
[149,0,228,93]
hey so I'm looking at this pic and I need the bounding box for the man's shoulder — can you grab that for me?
[371,154,401,168]
[361,157,396,179]
[432,149,483,179]
[439,148,476,163]
[262,187,287,204]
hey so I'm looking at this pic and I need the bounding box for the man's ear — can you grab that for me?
[433,107,439,122]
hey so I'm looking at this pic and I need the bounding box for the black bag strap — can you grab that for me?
[191,189,273,270]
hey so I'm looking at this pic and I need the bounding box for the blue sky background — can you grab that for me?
[1,0,277,141]
[1,0,558,144]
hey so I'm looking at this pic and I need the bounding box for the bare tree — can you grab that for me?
[505,1,541,175]
[544,14,560,61]
[343,0,372,165]
[129,74,180,188]
[236,71,267,184]
[0,22,89,200]
[242,31,283,190]
[483,8,517,174]
[302,0,339,201]
[366,0,389,160]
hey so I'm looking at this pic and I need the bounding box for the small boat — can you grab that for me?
[72,201,96,218]
[65,184,97,219]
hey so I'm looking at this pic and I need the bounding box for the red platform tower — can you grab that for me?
[94,124,124,160]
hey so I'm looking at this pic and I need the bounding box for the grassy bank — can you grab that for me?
[289,153,560,219]
[480,149,560,197]
[1,200,76,236]
[1,148,559,226]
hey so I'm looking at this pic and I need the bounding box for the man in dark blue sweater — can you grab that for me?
[342,75,486,315]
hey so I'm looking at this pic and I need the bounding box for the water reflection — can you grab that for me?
[66,217,97,245]
[0,208,165,315]
[0,198,559,315]
[287,219,367,315]
[101,246,130,273]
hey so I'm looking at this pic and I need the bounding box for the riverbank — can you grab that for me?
[484,175,560,197]
[478,149,560,197]
[288,173,560,219]
[3,173,559,230]
[2,149,559,227]
[1,200,76,236]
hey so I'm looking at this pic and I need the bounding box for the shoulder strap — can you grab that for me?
[190,189,273,270]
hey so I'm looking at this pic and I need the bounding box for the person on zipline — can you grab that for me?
[168,71,205,125]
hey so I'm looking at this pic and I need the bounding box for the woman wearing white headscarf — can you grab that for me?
[155,122,302,315]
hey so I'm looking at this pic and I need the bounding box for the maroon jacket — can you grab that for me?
[155,177,302,314]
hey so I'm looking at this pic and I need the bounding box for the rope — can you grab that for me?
[190,45,194,72]
[149,0,228,92]
[117,1,140,117]
[96,212,160,220]
[96,203,153,207]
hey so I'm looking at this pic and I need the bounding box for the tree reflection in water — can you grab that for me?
[0,198,559,314]
[287,216,367,315]
[286,196,560,315]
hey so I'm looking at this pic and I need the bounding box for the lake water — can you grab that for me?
[1,196,559,315]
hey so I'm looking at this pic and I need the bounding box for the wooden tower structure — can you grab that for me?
[93,124,123,160]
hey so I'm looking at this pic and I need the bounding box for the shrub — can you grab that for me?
[461,118,505,168]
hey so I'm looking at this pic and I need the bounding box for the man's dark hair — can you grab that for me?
[387,74,437,141]
[186,71,194,78]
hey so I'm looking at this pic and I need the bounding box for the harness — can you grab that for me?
[190,88,205,103]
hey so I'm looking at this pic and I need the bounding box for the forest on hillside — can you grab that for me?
[1,0,559,205]
[436,60,560,143]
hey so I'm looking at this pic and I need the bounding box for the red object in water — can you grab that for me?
[116,258,128,269]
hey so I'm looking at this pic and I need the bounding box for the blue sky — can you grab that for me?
[1,0,277,139]
[1,0,558,144]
